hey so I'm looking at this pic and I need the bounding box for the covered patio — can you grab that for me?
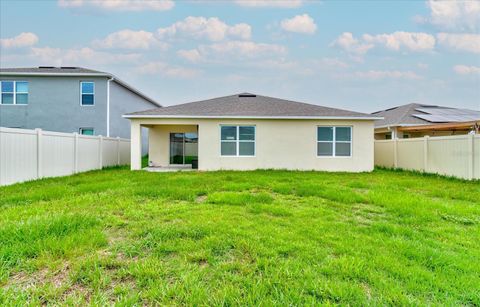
[130,120,198,170]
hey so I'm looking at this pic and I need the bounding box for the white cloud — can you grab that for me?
[320,57,349,68]
[330,32,374,55]
[423,0,480,31]
[177,49,202,63]
[0,32,39,48]
[135,62,201,78]
[92,29,168,50]
[157,16,251,42]
[437,33,480,53]
[341,70,423,80]
[362,31,435,52]
[58,0,174,11]
[29,47,141,66]
[234,0,303,8]
[453,64,480,75]
[280,14,317,34]
[198,40,287,58]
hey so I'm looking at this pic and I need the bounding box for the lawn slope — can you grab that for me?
[0,168,479,305]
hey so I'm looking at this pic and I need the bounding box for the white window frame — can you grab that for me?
[0,80,29,105]
[220,125,256,157]
[79,127,95,135]
[317,126,352,158]
[80,81,95,106]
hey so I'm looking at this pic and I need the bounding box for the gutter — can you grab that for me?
[122,115,383,120]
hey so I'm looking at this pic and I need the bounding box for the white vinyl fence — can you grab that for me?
[375,134,479,180]
[0,127,130,186]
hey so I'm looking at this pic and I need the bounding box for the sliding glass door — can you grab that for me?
[169,133,198,165]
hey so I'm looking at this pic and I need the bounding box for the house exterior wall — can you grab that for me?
[0,76,108,135]
[0,76,157,154]
[139,118,375,172]
[109,81,157,153]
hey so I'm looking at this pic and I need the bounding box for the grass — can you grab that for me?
[0,167,479,305]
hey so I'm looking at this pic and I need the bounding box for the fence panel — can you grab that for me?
[475,136,480,179]
[102,138,119,167]
[0,128,38,186]
[375,134,478,180]
[42,131,75,178]
[397,138,424,171]
[77,136,101,173]
[373,140,395,168]
[427,136,470,179]
[0,127,130,186]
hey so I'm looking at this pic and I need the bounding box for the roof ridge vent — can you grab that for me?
[39,66,55,69]
[239,93,256,98]
[60,66,78,69]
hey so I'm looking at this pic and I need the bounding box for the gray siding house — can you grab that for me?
[0,67,160,152]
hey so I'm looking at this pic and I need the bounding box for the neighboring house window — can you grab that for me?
[221,125,255,156]
[0,81,28,105]
[317,126,352,157]
[80,82,94,105]
[79,128,94,135]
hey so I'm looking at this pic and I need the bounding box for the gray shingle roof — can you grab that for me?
[0,67,108,75]
[372,103,480,127]
[125,93,379,119]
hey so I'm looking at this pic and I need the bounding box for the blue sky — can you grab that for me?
[1,0,479,112]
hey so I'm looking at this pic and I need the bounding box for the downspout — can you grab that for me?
[107,77,114,137]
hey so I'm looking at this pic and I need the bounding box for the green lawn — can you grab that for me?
[0,168,479,305]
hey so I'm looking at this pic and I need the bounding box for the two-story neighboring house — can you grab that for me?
[0,66,160,152]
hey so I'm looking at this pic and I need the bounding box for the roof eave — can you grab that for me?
[111,78,161,107]
[0,72,111,77]
[123,115,383,120]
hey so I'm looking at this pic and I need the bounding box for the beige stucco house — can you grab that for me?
[124,93,381,172]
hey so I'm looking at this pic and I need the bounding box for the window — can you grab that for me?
[385,133,392,140]
[0,81,28,105]
[79,128,94,135]
[80,82,94,105]
[221,125,255,156]
[317,126,352,157]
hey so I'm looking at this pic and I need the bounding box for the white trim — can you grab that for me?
[220,125,256,157]
[107,77,113,137]
[80,81,95,106]
[317,126,352,158]
[124,114,381,120]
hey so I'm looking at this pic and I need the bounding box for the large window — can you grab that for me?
[0,81,29,105]
[80,82,94,106]
[317,126,352,157]
[221,125,255,156]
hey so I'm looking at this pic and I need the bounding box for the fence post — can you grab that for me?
[468,134,474,180]
[36,128,42,179]
[116,137,121,165]
[73,132,79,173]
[99,135,103,169]
[423,136,429,173]
[393,138,398,168]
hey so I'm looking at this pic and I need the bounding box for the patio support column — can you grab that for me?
[131,121,142,170]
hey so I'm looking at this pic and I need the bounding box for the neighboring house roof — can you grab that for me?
[124,93,381,120]
[0,66,161,107]
[371,103,480,128]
